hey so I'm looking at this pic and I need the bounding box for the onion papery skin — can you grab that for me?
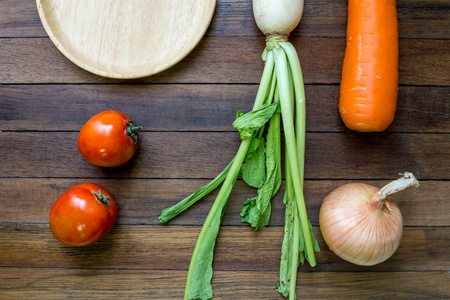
[319,183,403,266]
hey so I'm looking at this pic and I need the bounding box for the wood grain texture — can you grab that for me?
[1,267,447,299]
[0,0,449,299]
[0,224,448,272]
[1,85,449,133]
[1,0,449,39]
[213,0,450,39]
[1,37,449,85]
[0,178,446,226]
[0,132,448,179]
[0,0,46,37]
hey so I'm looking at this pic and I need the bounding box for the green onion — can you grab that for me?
[158,1,319,298]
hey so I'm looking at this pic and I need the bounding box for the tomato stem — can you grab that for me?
[93,190,110,207]
[126,121,143,144]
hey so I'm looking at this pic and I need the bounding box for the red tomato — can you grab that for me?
[49,183,118,247]
[78,110,142,167]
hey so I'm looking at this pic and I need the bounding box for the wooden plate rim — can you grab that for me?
[35,0,217,79]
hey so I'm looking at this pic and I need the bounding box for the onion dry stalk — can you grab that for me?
[319,172,419,266]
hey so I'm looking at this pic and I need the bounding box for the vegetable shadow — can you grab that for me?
[58,223,123,269]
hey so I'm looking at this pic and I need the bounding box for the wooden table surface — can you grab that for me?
[1,0,449,299]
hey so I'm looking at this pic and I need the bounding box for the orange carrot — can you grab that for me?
[339,0,399,132]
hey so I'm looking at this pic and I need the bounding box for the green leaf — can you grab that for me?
[243,131,263,162]
[275,191,295,297]
[240,115,281,229]
[309,220,321,253]
[275,162,296,297]
[241,137,266,189]
[187,195,228,300]
[268,112,282,199]
[185,137,254,300]
[232,102,279,139]
[240,197,257,225]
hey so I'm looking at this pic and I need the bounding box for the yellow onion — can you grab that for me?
[319,172,419,266]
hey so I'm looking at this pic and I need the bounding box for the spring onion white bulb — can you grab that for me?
[319,172,419,266]
[253,0,304,37]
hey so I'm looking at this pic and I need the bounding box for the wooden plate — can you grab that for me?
[36,0,216,79]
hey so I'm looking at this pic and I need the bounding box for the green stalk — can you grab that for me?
[272,86,282,198]
[184,51,276,300]
[282,42,319,268]
[282,65,301,299]
[158,159,234,223]
[280,42,306,183]
[282,41,311,275]
[288,180,301,299]
[273,46,316,266]
[275,69,301,298]
[285,154,301,300]
[254,50,276,110]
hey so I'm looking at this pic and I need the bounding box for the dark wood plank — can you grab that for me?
[0,224,448,272]
[1,37,449,85]
[1,0,449,39]
[214,0,450,39]
[0,1,448,299]
[1,267,448,299]
[0,0,46,38]
[0,84,256,132]
[0,178,446,227]
[1,85,448,133]
[0,132,448,179]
